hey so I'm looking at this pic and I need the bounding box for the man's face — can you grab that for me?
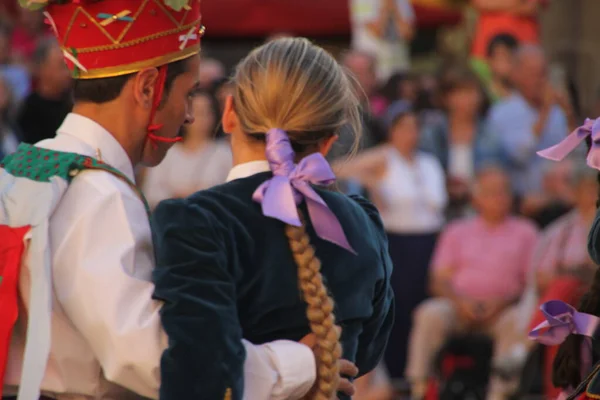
[142,54,201,166]
[344,53,376,96]
[488,44,514,81]
[513,53,547,104]
[473,171,512,220]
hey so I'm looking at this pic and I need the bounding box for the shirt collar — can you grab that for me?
[226,160,270,182]
[57,113,136,182]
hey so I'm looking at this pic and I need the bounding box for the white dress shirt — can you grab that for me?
[376,148,447,234]
[3,114,315,400]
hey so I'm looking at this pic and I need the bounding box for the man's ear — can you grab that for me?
[132,68,159,109]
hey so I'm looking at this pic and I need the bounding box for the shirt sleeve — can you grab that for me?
[519,223,540,286]
[50,175,164,399]
[151,198,316,400]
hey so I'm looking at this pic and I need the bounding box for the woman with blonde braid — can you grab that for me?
[151,37,395,400]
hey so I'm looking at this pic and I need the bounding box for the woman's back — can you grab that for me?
[184,169,392,357]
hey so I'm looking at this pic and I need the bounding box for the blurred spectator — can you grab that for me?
[350,0,415,81]
[405,166,538,399]
[354,363,394,400]
[10,9,49,63]
[17,37,72,144]
[0,72,19,159]
[330,50,386,158]
[0,25,30,103]
[420,66,502,220]
[198,57,225,90]
[495,162,598,398]
[374,72,418,117]
[335,102,447,380]
[472,33,519,103]
[142,91,232,210]
[470,0,544,60]
[521,160,574,228]
[486,45,570,197]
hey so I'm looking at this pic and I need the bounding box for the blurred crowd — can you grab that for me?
[0,1,594,399]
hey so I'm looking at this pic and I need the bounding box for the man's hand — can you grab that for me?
[299,333,359,398]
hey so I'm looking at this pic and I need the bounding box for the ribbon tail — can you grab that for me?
[259,176,302,227]
[299,186,356,254]
[537,129,587,161]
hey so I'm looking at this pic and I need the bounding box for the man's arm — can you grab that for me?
[52,175,317,400]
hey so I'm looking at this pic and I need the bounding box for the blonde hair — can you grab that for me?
[232,37,361,399]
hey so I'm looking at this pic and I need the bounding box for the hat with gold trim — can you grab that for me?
[20,0,203,80]
[20,0,203,143]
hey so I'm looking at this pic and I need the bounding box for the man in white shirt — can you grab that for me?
[0,1,356,399]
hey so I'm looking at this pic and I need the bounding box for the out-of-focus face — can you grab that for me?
[472,170,513,220]
[185,93,216,141]
[574,176,599,211]
[343,53,377,96]
[513,51,547,105]
[389,113,419,153]
[488,44,515,81]
[0,78,10,112]
[446,83,482,118]
[142,55,201,166]
[0,33,9,64]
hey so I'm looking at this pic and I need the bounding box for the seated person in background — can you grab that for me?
[405,166,538,400]
[520,159,574,228]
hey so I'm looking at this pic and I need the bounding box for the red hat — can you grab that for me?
[22,0,203,80]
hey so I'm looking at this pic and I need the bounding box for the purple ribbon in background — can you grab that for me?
[528,300,600,345]
[537,117,600,169]
[252,128,356,254]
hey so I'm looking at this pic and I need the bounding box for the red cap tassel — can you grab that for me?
[146,65,183,147]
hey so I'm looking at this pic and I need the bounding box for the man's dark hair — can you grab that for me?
[72,57,189,104]
[486,33,519,58]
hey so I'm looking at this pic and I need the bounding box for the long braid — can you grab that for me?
[285,211,342,400]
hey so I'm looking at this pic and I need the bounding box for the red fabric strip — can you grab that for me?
[0,225,30,398]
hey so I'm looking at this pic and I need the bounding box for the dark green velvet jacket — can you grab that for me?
[151,172,394,400]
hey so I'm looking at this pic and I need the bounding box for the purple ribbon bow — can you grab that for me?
[537,118,600,169]
[252,128,356,254]
[528,300,600,346]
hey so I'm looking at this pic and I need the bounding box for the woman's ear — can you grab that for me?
[222,95,239,135]
[320,135,339,157]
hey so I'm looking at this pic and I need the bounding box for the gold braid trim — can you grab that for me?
[286,212,342,400]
